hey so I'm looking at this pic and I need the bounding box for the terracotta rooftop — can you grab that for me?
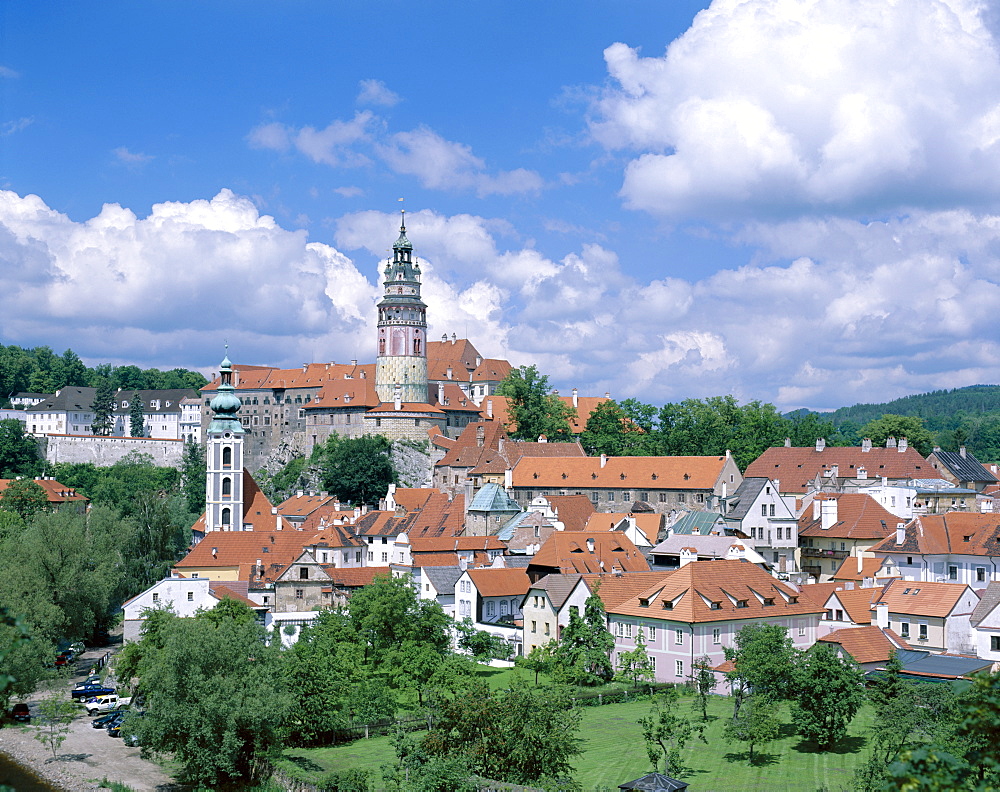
[745,444,928,493]
[328,567,388,588]
[468,568,531,597]
[204,362,374,392]
[608,559,824,624]
[544,495,596,531]
[798,494,899,540]
[870,512,1000,557]
[306,374,380,410]
[356,492,466,538]
[432,383,481,414]
[877,578,973,618]
[409,535,505,553]
[0,478,89,504]
[584,512,664,544]
[818,626,911,665]
[581,571,677,610]
[825,585,888,624]
[390,487,439,513]
[478,394,609,435]
[529,531,650,576]
[832,555,892,582]
[510,455,731,490]
[276,493,337,518]
[427,338,482,379]
[437,421,508,469]
[209,583,265,610]
[189,470,290,534]
[175,529,307,584]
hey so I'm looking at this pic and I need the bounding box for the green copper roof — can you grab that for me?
[208,352,244,435]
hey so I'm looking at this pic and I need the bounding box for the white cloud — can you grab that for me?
[591,0,1000,219]
[357,79,400,107]
[113,147,154,167]
[1,117,33,137]
[0,66,19,79]
[333,186,364,198]
[247,122,292,152]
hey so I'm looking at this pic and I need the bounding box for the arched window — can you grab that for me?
[221,507,231,527]
[222,447,232,467]
[500,600,508,616]
[222,477,232,497]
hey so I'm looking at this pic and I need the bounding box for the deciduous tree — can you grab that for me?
[723,694,781,763]
[723,623,796,719]
[0,418,43,478]
[615,628,655,690]
[790,644,865,749]
[861,414,935,456]
[320,435,395,506]
[33,689,76,760]
[555,586,614,685]
[639,685,704,775]
[496,364,576,442]
[691,655,717,721]
[0,478,49,521]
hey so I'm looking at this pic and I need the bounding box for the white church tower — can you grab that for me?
[204,351,245,532]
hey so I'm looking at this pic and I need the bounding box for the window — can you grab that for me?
[675,628,683,645]
[626,623,633,638]
[607,492,615,502]
[221,507,231,527]
[769,504,775,517]
[678,493,686,503]
[713,628,721,644]
[222,447,232,467]
[761,504,768,517]
[697,493,705,503]
[187,592,193,601]
[531,621,537,633]
[486,601,494,616]
[675,660,683,677]
[919,624,928,641]
[152,593,159,602]
[978,567,987,582]
[900,622,910,638]
[544,623,550,636]
[381,552,388,563]
[658,493,667,503]
[622,491,631,502]
[798,621,805,637]
[648,625,655,642]
[295,589,304,599]
[992,636,1000,652]
[948,565,958,581]
[835,609,844,621]
[500,600,508,616]
[299,567,309,580]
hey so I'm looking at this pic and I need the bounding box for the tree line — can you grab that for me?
[0,343,207,405]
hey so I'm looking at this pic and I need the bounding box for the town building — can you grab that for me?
[797,493,899,582]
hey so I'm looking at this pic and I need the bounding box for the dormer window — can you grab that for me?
[661,601,673,610]
[710,602,721,610]
[736,600,748,609]
[763,598,774,606]
[639,598,649,608]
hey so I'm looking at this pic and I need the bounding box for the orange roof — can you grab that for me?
[365,402,445,415]
[175,529,307,583]
[432,383,481,413]
[608,559,825,624]
[745,445,929,493]
[356,492,466,538]
[426,338,482,380]
[798,494,899,540]
[584,512,664,544]
[472,358,511,382]
[276,493,337,518]
[870,512,1000,557]
[476,394,608,435]
[818,626,911,664]
[410,552,462,567]
[190,470,289,534]
[544,495,596,531]
[307,374,380,409]
[204,362,375,392]
[437,421,508,469]
[0,478,88,504]
[832,556,891,582]
[391,488,439,512]
[796,582,843,610]
[827,586,887,624]
[529,532,650,575]
[581,571,677,610]
[878,579,973,618]
[468,568,531,597]
[328,568,387,588]
[304,521,363,548]
[510,455,730,490]
[209,583,265,610]
[409,535,505,552]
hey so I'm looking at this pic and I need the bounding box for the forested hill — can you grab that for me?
[824,385,1000,426]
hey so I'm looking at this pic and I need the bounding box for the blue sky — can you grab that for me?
[3,1,1000,411]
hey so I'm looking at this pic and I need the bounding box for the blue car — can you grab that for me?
[71,684,115,701]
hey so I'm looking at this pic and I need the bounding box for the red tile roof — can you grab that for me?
[175,529,307,583]
[584,512,664,544]
[476,394,609,435]
[798,494,899,541]
[832,556,891,582]
[529,532,650,575]
[581,571,677,610]
[745,445,928,493]
[878,579,973,618]
[427,339,482,380]
[307,374,380,409]
[544,495,596,531]
[870,512,1000,557]
[0,478,89,505]
[328,568,388,588]
[469,568,531,597]
[409,535,505,552]
[205,362,375,392]
[391,488,439,512]
[276,493,337,518]
[510,455,731,490]
[190,470,290,534]
[818,626,911,664]
[608,559,824,624]
[356,492,466,538]
[209,583,265,610]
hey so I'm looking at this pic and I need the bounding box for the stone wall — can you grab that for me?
[44,434,185,467]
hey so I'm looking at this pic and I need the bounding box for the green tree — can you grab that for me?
[320,435,395,506]
[615,627,655,690]
[723,694,781,763]
[723,623,797,719]
[90,380,115,436]
[516,640,556,685]
[420,681,582,786]
[554,586,614,686]
[496,364,577,442]
[128,609,291,786]
[790,644,865,749]
[581,399,657,456]
[691,655,718,721]
[0,418,43,478]
[861,414,935,456]
[456,619,510,662]
[58,349,89,388]
[0,478,49,521]
[33,689,77,760]
[180,441,206,513]
[128,391,145,437]
[639,685,704,775]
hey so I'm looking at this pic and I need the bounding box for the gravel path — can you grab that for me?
[0,647,180,792]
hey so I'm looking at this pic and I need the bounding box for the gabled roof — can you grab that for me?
[468,568,531,597]
[0,478,89,505]
[832,556,890,582]
[649,534,761,562]
[877,578,973,618]
[426,338,482,380]
[478,394,608,435]
[529,532,650,575]
[510,455,731,490]
[304,521,363,549]
[970,580,1000,627]
[608,559,824,624]
[668,511,726,535]
[437,421,508,470]
[209,583,266,610]
[543,495,596,531]
[798,494,899,540]
[306,374,380,410]
[391,487,439,512]
[356,492,466,538]
[432,383,481,414]
[870,512,1000,557]
[584,512,664,545]
[581,571,677,610]
[409,535,505,553]
[723,477,771,521]
[745,445,928,493]
[422,566,464,594]
[175,529,307,584]
[471,358,511,382]
[929,449,998,485]
[826,585,887,624]
[365,402,445,416]
[327,567,387,589]
[25,386,97,413]
[203,362,374,393]
[276,493,337,518]
[818,626,911,664]
[525,573,583,610]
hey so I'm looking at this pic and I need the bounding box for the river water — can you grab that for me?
[0,752,60,791]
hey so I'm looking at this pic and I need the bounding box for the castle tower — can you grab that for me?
[375,210,428,403]
[204,351,245,532]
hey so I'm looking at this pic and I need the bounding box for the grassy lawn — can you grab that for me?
[276,691,874,792]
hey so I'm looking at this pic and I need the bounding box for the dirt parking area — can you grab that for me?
[0,645,180,792]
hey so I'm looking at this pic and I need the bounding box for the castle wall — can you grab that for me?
[44,434,185,467]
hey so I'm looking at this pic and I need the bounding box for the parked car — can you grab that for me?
[10,703,29,723]
[85,695,131,716]
[92,710,126,729]
[69,642,85,655]
[106,714,127,737]
[71,684,115,701]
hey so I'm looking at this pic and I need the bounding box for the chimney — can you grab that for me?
[438,383,444,404]
[586,537,595,553]
[886,436,897,448]
[721,482,727,498]
[898,437,908,453]
[476,355,482,366]
[896,522,906,545]
[296,490,304,498]
[816,437,826,452]
[446,367,453,380]
[821,497,837,530]
[875,602,888,629]
[830,464,839,479]
[351,359,357,366]
[774,478,780,492]
[861,438,872,452]
[476,425,485,447]
[858,466,867,480]
[302,364,308,373]
[813,497,821,521]
[960,445,967,459]
[394,384,402,411]
[486,398,493,419]
[600,454,608,469]
[211,547,218,558]
[784,437,791,447]
[857,553,864,574]
[572,388,578,408]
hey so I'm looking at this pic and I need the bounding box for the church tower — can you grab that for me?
[375,210,428,404]
[204,351,245,532]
